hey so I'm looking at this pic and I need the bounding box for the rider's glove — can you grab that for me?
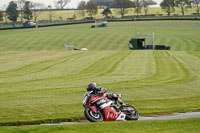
[118,99,125,105]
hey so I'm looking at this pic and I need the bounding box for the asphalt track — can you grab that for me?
[139,112,200,120]
[39,111,200,126]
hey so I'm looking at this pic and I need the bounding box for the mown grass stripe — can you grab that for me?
[0,52,81,78]
[173,38,185,51]
[0,52,115,92]
[98,51,132,76]
[103,50,196,89]
[188,38,200,51]
[0,52,97,83]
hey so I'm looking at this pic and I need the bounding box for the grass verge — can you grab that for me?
[0,118,200,133]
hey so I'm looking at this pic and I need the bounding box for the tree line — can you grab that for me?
[76,0,157,19]
[161,0,200,16]
[77,0,200,19]
[0,0,70,24]
[0,0,200,24]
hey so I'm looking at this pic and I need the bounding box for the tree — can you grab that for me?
[31,2,46,22]
[160,0,175,16]
[112,0,134,18]
[174,0,191,16]
[73,14,76,20]
[16,0,25,22]
[0,11,3,22]
[191,0,200,15]
[55,0,70,9]
[134,0,142,16]
[77,1,87,19]
[47,5,54,22]
[101,8,112,18]
[23,1,33,20]
[141,0,157,15]
[6,1,19,24]
[86,1,98,19]
[78,1,87,9]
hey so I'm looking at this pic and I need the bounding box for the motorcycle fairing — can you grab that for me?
[89,106,96,112]
[103,106,121,121]
[116,112,126,121]
[89,94,107,104]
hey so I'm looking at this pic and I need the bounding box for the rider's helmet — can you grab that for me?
[86,82,96,91]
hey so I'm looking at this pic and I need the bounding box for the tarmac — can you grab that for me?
[139,111,200,120]
[39,111,200,126]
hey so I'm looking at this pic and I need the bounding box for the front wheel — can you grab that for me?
[84,108,104,122]
[119,104,139,120]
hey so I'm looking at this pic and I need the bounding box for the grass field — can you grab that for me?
[0,21,200,128]
[0,118,200,133]
[0,21,200,51]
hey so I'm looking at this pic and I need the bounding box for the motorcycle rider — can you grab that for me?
[86,82,125,106]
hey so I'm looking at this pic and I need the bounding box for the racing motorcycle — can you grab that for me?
[82,91,139,122]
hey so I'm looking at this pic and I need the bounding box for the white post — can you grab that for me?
[137,32,140,38]
[144,33,146,48]
[153,32,155,50]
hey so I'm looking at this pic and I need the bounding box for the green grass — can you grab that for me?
[0,21,200,126]
[0,118,200,133]
[0,21,200,51]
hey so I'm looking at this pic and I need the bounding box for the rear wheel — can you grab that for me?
[84,108,104,122]
[119,104,139,120]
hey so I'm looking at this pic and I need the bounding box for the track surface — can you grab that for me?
[139,112,200,120]
[39,112,200,126]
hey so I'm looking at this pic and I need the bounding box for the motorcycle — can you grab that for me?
[82,91,139,122]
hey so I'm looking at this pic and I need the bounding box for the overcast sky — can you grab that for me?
[0,0,162,9]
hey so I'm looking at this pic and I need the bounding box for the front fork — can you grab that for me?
[89,106,97,113]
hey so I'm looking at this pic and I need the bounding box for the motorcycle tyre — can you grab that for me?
[84,108,104,122]
[120,104,139,120]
